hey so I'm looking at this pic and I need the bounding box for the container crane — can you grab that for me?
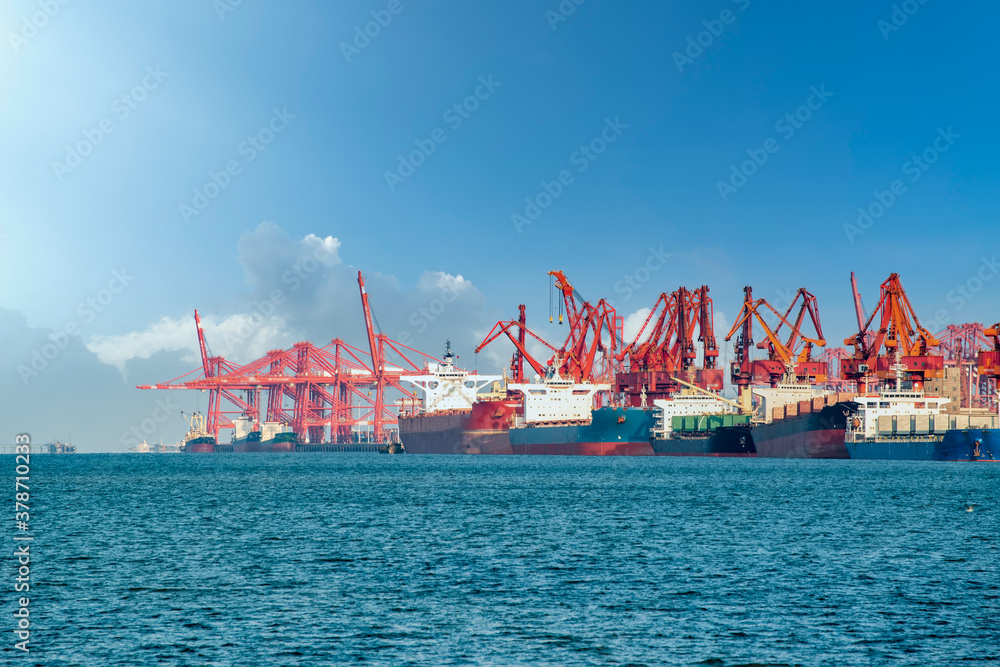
[475,304,557,383]
[977,322,1000,413]
[138,280,444,445]
[841,272,943,394]
[614,286,723,406]
[724,286,827,390]
[548,270,622,383]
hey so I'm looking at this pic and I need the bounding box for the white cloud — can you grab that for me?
[86,312,297,372]
[622,307,653,346]
[417,271,472,294]
[86,221,500,376]
[87,316,197,372]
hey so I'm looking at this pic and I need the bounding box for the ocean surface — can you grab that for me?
[8,453,1000,666]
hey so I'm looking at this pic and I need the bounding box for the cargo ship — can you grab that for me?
[845,390,1000,461]
[509,406,656,455]
[182,411,216,453]
[507,372,758,457]
[747,383,857,458]
[398,343,515,454]
[231,417,296,453]
[650,391,755,456]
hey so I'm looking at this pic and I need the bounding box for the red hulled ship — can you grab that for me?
[397,343,517,454]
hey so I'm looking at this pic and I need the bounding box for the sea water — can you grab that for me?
[11,453,999,665]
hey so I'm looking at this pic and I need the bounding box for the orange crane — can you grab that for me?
[979,323,1000,376]
[724,286,827,392]
[841,272,943,394]
[548,270,622,383]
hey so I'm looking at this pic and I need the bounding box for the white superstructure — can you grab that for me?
[401,342,502,414]
[261,421,292,441]
[652,391,738,437]
[508,368,609,424]
[847,391,950,440]
[233,416,255,439]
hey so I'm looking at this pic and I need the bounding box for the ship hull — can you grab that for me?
[232,434,296,453]
[752,402,855,458]
[184,436,216,454]
[652,427,755,456]
[509,407,655,456]
[398,400,519,454]
[847,429,1000,461]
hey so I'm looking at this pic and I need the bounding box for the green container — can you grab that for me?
[682,416,696,431]
[671,416,684,431]
[707,415,724,431]
[734,415,750,426]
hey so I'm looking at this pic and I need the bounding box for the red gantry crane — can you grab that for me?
[973,323,1000,413]
[138,275,446,445]
[817,347,854,392]
[614,286,723,406]
[841,272,943,394]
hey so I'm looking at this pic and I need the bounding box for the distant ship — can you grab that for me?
[131,439,183,453]
[182,411,216,453]
[131,440,151,453]
[44,440,76,454]
[398,343,515,454]
[845,390,1000,461]
[231,417,296,453]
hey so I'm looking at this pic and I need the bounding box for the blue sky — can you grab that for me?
[2,1,998,450]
